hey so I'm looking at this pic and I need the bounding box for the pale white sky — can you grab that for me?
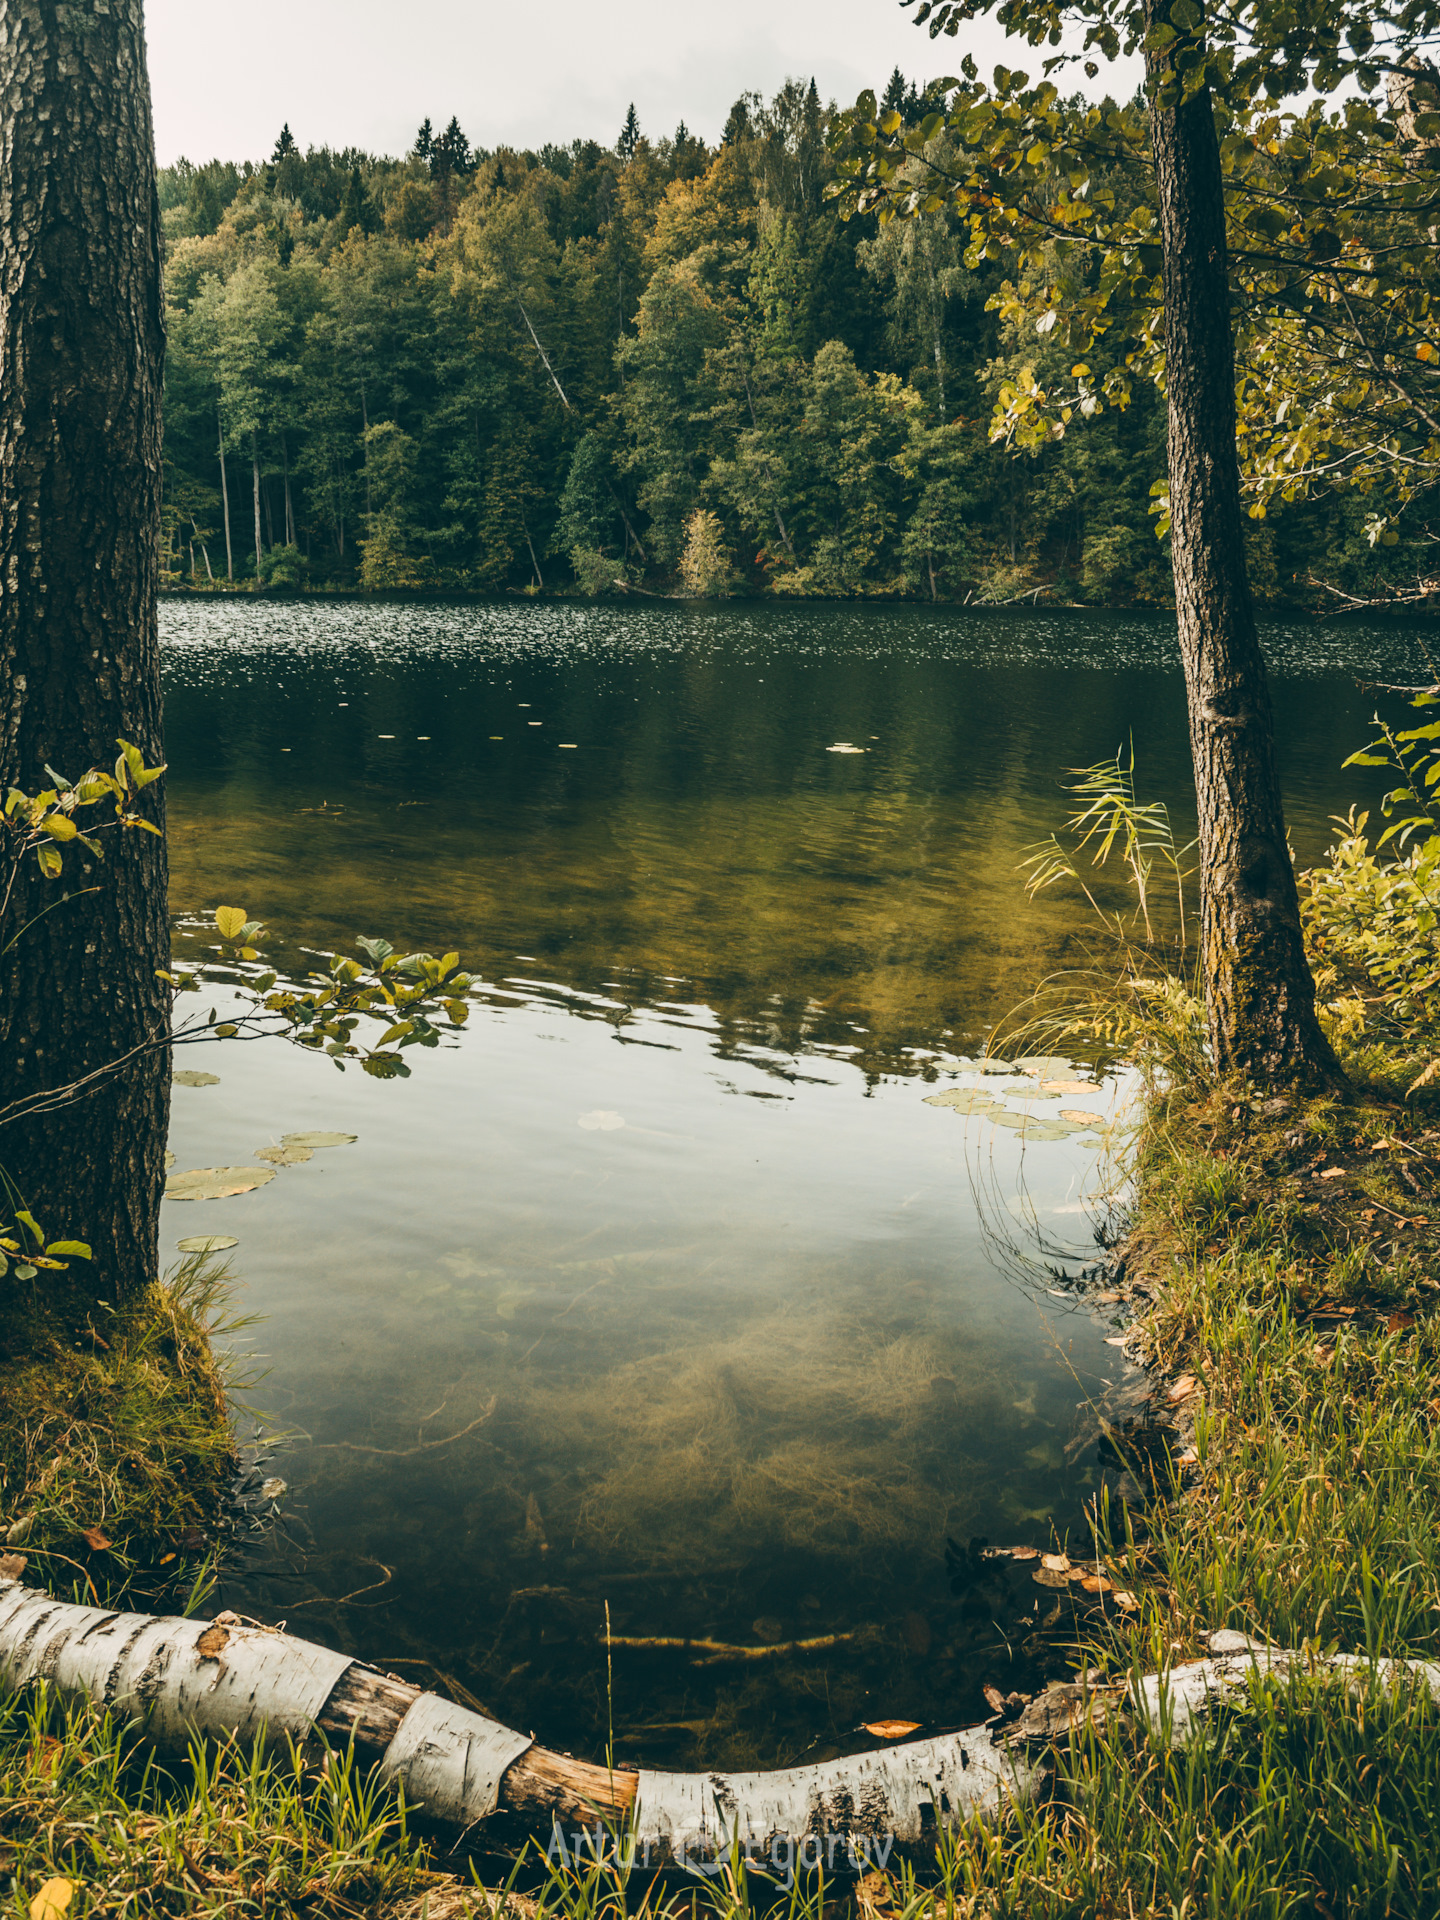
[145,0,1141,168]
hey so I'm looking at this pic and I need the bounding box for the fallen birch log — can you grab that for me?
[2,1579,1435,1857]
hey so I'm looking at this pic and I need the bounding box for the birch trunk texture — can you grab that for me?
[4,1585,1435,1852]
[0,0,170,1295]
[1146,3,1342,1086]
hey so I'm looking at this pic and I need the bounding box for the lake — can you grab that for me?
[159,598,1424,1772]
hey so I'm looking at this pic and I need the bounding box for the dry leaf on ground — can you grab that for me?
[30,1881,73,1920]
[862,1719,922,1739]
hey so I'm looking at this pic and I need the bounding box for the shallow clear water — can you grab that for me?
[158,599,1426,1769]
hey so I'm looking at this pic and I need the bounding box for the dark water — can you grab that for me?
[158,599,1424,1770]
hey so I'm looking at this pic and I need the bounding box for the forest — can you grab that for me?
[159,75,1433,608]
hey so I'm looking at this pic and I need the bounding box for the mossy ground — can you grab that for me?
[0,1259,238,1601]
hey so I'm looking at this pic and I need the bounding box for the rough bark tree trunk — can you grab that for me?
[281,430,295,547]
[1147,5,1341,1085]
[216,402,233,580]
[0,0,170,1295]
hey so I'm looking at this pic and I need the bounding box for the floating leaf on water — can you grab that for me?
[1033,1567,1070,1589]
[173,1070,220,1088]
[578,1110,626,1131]
[255,1144,314,1165]
[280,1131,357,1148]
[1041,1553,1071,1573]
[1042,1079,1100,1096]
[825,743,866,753]
[177,1235,238,1254]
[1059,1109,1107,1126]
[1018,1121,1075,1142]
[922,1088,998,1113]
[166,1166,277,1201]
[1080,1574,1114,1595]
[976,1058,1014,1074]
[989,1112,1029,1130]
[259,1477,287,1501]
[1015,1056,1073,1077]
[863,1719,922,1739]
[164,1151,175,1169]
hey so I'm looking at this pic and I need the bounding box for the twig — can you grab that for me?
[309,1398,497,1458]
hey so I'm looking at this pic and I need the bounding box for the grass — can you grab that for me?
[0,1257,240,1603]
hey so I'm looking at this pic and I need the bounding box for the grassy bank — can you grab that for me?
[0,1259,238,1603]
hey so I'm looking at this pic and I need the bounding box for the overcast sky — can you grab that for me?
[146,0,1140,168]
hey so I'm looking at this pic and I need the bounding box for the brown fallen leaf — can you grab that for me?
[981,1684,1007,1715]
[196,1625,230,1660]
[1176,1447,1199,1466]
[862,1719,921,1740]
[1318,1167,1347,1180]
[1387,1311,1416,1332]
[1104,1335,1129,1347]
[0,1552,27,1580]
[1112,1590,1140,1611]
[81,1527,112,1553]
[1093,1290,1122,1304]
[1168,1374,1199,1402]
[1314,1344,1335,1365]
[1081,1574,1114,1594]
[1033,1567,1071,1589]
[1006,1544,1040,1560]
[1041,1552,1072,1573]
[30,1881,74,1920]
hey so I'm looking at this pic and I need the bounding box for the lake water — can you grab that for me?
[159,599,1425,1772]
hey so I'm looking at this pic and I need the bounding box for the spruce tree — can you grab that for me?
[617,102,641,161]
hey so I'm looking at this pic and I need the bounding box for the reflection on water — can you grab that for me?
[159,599,1424,1768]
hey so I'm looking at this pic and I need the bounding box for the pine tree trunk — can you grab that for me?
[217,402,233,580]
[1147,9,1341,1085]
[0,0,170,1296]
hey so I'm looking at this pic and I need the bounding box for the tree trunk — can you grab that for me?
[250,430,263,579]
[281,430,294,546]
[217,401,233,580]
[1147,6,1341,1085]
[0,0,170,1296]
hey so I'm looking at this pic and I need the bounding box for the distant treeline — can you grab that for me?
[159,75,1423,604]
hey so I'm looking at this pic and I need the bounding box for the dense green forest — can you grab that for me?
[159,77,1430,605]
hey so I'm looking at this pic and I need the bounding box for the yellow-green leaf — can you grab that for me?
[30,1877,74,1920]
[44,1241,92,1260]
[36,844,62,878]
[215,905,248,940]
[42,814,78,841]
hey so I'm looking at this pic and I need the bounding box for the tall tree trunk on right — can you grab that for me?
[1147,2,1341,1086]
[0,0,170,1299]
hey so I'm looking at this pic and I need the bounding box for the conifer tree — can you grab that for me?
[618,103,641,161]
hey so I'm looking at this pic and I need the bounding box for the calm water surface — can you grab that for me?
[158,600,1425,1769]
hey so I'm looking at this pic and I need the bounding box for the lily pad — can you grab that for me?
[173,1070,220,1088]
[165,1151,175,1169]
[1059,1109,1107,1126]
[1015,1056,1073,1077]
[578,1110,625,1131]
[976,1058,1015,1074]
[1043,1079,1101,1096]
[923,1088,999,1113]
[280,1131,357,1148]
[1020,1121,1077,1142]
[255,1144,314,1165]
[177,1235,239,1254]
[166,1166,277,1201]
